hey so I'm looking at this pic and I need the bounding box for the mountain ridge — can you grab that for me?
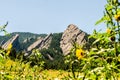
[0,24,89,57]
[0,32,47,44]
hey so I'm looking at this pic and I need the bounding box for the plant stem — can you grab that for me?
[117,22,120,42]
[71,61,75,79]
[114,42,118,57]
[82,73,86,80]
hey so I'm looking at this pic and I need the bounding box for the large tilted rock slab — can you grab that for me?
[27,37,44,52]
[60,24,88,55]
[38,33,52,50]
[2,34,20,50]
[27,33,52,52]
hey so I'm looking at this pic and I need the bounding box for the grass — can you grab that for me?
[39,69,84,80]
[39,69,72,80]
[0,58,72,79]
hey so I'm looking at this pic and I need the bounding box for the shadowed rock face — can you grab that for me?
[27,33,52,52]
[2,34,20,50]
[60,24,88,55]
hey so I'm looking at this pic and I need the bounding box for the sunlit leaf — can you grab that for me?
[92,38,100,45]
[105,4,113,11]
[95,17,105,25]
[4,75,14,79]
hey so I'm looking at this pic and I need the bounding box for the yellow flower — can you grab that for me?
[114,14,120,21]
[7,43,12,50]
[6,43,12,55]
[106,28,111,34]
[76,49,84,60]
[6,50,11,55]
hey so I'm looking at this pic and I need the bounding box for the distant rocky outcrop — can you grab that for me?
[23,37,36,43]
[60,24,88,55]
[23,39,28,43]
[0,40,5,46]
[27,33,52,52]
[2,34,20,51]
[39,33,52,50]
[27,37,43,52]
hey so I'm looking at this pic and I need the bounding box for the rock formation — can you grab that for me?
[0,40,5,46]
[60,24,88,55]
[0,24,89,57]
[23,38,28,43]
[38,33,52,50]
[27,37,43,52]
[27,33,52,52]
[2,34,20,51]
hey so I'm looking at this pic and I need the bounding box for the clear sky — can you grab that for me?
[0,0,106,34]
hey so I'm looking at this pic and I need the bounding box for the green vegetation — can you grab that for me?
[65,0,120,79]
[1,0,120,79]
[38,33,65,70]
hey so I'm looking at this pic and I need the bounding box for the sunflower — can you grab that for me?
[110,36,116,42]
[76,49,84,60]
[114,14,120,21]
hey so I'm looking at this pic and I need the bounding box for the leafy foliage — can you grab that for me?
[63,0,120,79]
[2,0,120,79]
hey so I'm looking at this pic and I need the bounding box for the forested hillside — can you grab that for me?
[0,32,47,46]
[0,32,63,53]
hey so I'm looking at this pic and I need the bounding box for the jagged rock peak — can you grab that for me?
[67,24,78,30]
[60,24,88,55]
[2,34,20,50]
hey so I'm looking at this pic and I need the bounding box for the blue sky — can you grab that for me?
[0,0,106,34]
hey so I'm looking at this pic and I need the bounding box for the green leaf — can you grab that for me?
[95,17,105,25]
[4,75,14,79]
[95,15,110,25]
[105,4,113,11]
[92,38,100,45]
